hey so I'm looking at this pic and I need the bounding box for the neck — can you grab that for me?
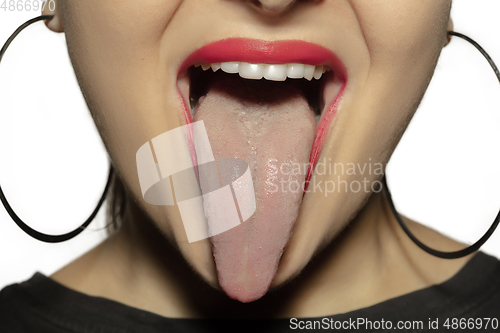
[52,190,472,319]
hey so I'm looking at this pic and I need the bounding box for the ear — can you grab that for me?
[42,0,63,32]
[444,18,453,47]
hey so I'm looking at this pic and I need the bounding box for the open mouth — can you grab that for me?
[176,39,346,303]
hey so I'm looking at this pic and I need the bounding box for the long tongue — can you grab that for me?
[194,75,316,302]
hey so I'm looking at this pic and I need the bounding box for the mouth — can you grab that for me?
[176,38,346,303]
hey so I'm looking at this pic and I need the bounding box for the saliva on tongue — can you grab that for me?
[194,73,316,303]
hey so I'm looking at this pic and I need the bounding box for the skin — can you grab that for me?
[43,0,471,319]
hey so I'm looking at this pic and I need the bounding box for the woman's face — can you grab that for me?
[50,0,451,302]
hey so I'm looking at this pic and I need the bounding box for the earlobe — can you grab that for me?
[444,19,453,47]
[42,0,63,33]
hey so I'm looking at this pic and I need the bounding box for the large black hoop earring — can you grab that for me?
[383,31,500,260]
[0,15,114,243]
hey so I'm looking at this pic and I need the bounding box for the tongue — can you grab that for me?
[194,74,316,302]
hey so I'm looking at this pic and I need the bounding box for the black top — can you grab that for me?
[1,252,500,332]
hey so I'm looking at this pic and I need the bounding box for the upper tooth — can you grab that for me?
[314,66,324,80]
[221,62,240,74]
[239,62,264,80]
[211,63,221,72]
[304,65,315,81]
[264,64,287,81]
[287,64,305,79]
[202,62,327,81]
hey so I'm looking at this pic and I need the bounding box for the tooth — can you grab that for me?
[211,63,221,72]
[194,64,201,68]
[287,63,305,79]
[263,64,287,81]
[304,65,315,81]
[221,62,240,74]
[239,63,264,80]
[314,66,323,80]
[201,63,211,71]
[214,62,328,81]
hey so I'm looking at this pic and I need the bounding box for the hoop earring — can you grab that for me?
[0,15,114,243]
[383,31,500,259]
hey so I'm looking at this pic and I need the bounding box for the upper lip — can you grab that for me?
[178,38,347,80]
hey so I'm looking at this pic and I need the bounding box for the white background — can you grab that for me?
[1,1,500,290]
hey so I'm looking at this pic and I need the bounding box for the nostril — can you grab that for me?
[251,0,297,14]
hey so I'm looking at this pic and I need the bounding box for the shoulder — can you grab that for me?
[0,273,62,333]
[0,278,30,331]
[452,252,500,316]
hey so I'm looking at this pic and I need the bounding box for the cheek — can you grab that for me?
[60,0,183,132]
[61,0,182,107]
[352,0,451,54]
[60,0,183,167]
[352,0,451,86]
[62,0,181,42]
[347,0,451,140]
[61,0,183,103]
[60,0,187,234]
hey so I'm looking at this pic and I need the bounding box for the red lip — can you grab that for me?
[178,38,347,191]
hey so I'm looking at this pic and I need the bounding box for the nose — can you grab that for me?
[250,0,297,15]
